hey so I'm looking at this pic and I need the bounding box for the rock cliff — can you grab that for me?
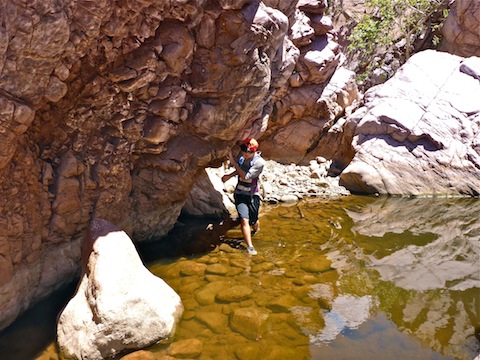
[0,0,357,330]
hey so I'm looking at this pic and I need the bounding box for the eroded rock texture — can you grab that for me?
[441,0,480,57]
[0,0,356,330]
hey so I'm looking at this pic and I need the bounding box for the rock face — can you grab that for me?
[56,218,183,360]
[440,0,480,57]
[0,0,355,330]
[338,50,480,195]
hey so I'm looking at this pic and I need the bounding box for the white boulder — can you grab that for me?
[57,219,183,360]
[340,50,480,195]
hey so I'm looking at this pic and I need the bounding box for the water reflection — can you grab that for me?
[336,196,480,360]
[311,294,374,343]
[345,197,480,291]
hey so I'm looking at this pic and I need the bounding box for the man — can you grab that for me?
[222,138,265,255]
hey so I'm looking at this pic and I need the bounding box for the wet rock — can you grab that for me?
[251,262,276,273]
[216,285,253,303]
[219,243,238,253]
[206,263,229,276]
[300,256,332,273]
[290,306,325,334]
[263,346,299,359]
[57,219,183,360]
[230,307,270,340]
[230,257,249,268]
[195,312,229,333]
[120,350,156,360]
[179,261,207,277]
[234,344,261,360]
[266,294,302,312]
[195,281,232,305]
[167,338,203,358]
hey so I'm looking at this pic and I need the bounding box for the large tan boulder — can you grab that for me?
[56,219,183,360]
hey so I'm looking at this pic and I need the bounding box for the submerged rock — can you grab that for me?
[230,307,270,340]
[57,219,183,360]
[167,338,203,358]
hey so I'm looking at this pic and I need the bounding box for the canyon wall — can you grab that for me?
[0,0,358,330]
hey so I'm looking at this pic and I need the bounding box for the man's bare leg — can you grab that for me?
[240,218,253,248]
[251,220,260,235]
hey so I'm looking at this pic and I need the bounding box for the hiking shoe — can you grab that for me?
[247,246,257,255]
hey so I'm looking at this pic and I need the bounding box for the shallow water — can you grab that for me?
[0,195,479,360]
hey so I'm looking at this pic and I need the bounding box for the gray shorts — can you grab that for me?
[234,194,260,226]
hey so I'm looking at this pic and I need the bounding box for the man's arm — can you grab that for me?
[228,151,248,181]
[221,170,237,183]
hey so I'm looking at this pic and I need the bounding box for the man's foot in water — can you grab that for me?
[247,246,257,255]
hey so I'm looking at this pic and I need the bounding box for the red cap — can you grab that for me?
[242,138,259,152]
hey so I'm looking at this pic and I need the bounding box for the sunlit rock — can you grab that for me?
[339,50,480,195]
[57,219,183,360]
[260,67,359,164]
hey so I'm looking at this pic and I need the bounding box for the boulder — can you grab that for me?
[182,168,231,217]
[57,219,183,360]
[339,50,480,196]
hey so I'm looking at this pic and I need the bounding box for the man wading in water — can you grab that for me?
[222,138,265,255]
